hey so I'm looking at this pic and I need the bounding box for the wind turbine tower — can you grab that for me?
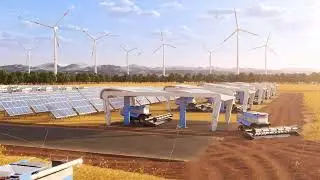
[221,9,258,75]
[153,31,176,76]
[203,45,218,74]
[18,41,37,74]
[82,30,112,74]
[120,45,138,75]
[24,6,74,75]
[251,33,276,75]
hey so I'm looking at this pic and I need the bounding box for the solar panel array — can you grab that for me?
[109,97,124,110]
[136,96,150,105]
[157,96,168,102]
[78,88,106,112]
[0,100,33,116]
[26,99,49,113]
[146,96,160,103]
[0,86,169,119]
[46,101,77,119]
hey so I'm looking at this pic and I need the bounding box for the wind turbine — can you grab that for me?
[18,41,38,74]
[203,45,220,74]
[120,45,140,75]
[153,31,176,76]
[251,33,277,75]
[82,30,112,74]
[23,6,74,75]
[221,9,258,75]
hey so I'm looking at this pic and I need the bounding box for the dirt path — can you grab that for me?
[186,93,320,180]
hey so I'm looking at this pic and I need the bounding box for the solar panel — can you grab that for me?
[46,101,73,111]
[157,96,167,102]
[145,96,160,103]
[0,100,33,116]
[109,97,124,110]
[90,98,104,112]
[51,109,78,119]
[136,96,150,105]
[69,99,97,115]
[26,99,49,113]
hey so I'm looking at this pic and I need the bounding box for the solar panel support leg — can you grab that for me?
[225,99,233,124]
[123,96,131,125]
[179,97,187,128]
[211,96,222,131]
[103,98,111,126]
[239,91,245,104]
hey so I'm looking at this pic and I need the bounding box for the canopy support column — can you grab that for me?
[211,96,222,131]
[242,92,249,112]
[248,93,255,110]
[103,97,111,126]
[166,96,171,113]
[123,96,131,125]
[225,99,234,124]
[179,97,187,128]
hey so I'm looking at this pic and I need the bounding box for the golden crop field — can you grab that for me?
[280,83,320,141]
[302,92,320,141]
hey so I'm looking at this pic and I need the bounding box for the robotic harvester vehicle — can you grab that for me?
[120,105,173,126]
[237,111,299,140]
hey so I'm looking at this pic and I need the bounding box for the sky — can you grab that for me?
[0,0,320,70]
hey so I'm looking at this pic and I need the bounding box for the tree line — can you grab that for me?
[0,70,319,84]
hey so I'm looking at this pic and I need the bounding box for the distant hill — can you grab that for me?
[0,63,318,75]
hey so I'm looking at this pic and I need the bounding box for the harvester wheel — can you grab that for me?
[251,123,258,128]
[138,115,146,123]
[238,125,245,131]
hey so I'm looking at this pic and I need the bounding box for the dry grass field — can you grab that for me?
[280,83,320,140]
[301,92,320,141]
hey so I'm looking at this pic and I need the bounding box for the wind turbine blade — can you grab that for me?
[164,44,176,48]
[250,45,265,50]
[268,46,277,55]
[91,46,94,56]
[152,46,162,54]
[239,29,258,36]
[128,48,138,53]
[266,32,271,45]
[55,7,73,26]
[83,30,95,40]
[234,9,239,28]
[56,36,60,48]
[96,33,111,40]
[220,30,237,45]
[17,41,27,51]
[120,45,127,52]
[26,20,53,28]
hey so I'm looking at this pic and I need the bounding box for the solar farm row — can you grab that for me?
[0,88,169,119]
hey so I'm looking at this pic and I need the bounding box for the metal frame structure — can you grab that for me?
[200,83,256,110]
[100,87,235,131]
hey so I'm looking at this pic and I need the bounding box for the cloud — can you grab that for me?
[151,26,200,45]
[99,0,160,17]
[140,10,160,17]
[245,4,286,18]
[62,24,86,31]
[198,8,235,20]
[160,1,184,9]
